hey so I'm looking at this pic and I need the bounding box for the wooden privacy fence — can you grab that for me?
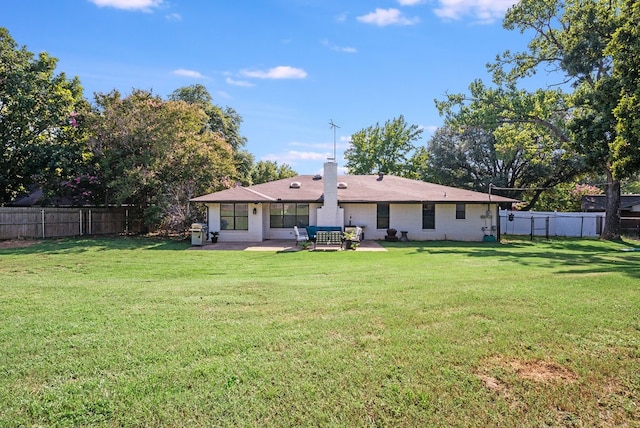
[0,207,141,240]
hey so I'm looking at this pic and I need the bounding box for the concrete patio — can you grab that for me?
[188,239,387,252]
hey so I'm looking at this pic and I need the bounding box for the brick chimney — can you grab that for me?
[316,160,344,227]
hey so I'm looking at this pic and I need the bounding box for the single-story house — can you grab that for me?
[190,161,517,242]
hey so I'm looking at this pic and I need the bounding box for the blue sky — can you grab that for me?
[3,0,528,175]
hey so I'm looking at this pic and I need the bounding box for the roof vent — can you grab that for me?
[337,182,348,189]
[313,174,322,180]
[289,181,301,189]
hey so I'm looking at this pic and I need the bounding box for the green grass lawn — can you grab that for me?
[1,237,638,427]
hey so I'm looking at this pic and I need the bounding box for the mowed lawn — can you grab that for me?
[1,237,638,427]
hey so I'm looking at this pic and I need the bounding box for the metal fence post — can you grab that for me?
[530,216,534,240]
[545,216,549,240]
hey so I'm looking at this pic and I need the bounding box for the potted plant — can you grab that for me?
[299,240,312,250]
[210,231,219,243]
[343,231,358,250]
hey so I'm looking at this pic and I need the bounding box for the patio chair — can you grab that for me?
[293,226,309,246]
[354,226,362,241]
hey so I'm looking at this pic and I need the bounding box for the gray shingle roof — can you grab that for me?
[191,174,517,204]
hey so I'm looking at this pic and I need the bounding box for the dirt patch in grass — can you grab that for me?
[475,356,637,426]
[476,356,577,395]
[509,359,577,382]
[0,239,39,249]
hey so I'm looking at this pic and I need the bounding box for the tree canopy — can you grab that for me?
[435,81,586,210]
[249,160,297,185]
[87,89,237,230]
[608,0,640,178]
[0,27,89,205]
[169,84,247,151]
[436,0,637,239]
[344,115,423,177]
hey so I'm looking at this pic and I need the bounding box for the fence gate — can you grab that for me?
[530,216,549,240]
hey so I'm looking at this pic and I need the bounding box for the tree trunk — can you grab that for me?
[601,168,621,240]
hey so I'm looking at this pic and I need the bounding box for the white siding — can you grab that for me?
[205,202,263,242]
[342,202,498,241]
[341,203,377,239]
[208,201,499,242]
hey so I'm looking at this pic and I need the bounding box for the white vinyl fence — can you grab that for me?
[499,210,604,238]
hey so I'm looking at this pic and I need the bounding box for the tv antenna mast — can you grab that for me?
[329,119,340,161]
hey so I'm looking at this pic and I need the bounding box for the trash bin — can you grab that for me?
[189,223,208,246]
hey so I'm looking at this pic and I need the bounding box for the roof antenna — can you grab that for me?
[329,119,340,161]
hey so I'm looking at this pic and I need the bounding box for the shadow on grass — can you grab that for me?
[381,237,640,279]
[4,236,639,279]
[0,235,190,255]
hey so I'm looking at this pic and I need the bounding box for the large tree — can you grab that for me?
[435,81,586,210]
[88,89,236,230]
[345,115,423,176]
[440,0,633,239]
[608,0,640,179]
[499,0,631,239]
[170,84,251,185]
[169,84,247,151]
[0,27,89,205]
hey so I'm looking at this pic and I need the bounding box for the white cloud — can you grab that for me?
[433,0,517,24]
[357,8,420,27]
[398,0,426,5]
[290,139,351,151]
[321,40,357,54]
[335,12,348,23]
[226,77,254,87]
[165,13,181,21]
[263,151,331,162]
[89,0,163,11]
[241,66,308,80]
[334,46,357,53]
[172,69,205,78]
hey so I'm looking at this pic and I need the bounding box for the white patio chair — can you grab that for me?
[354,226,363,241]
[293,226,309,246]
